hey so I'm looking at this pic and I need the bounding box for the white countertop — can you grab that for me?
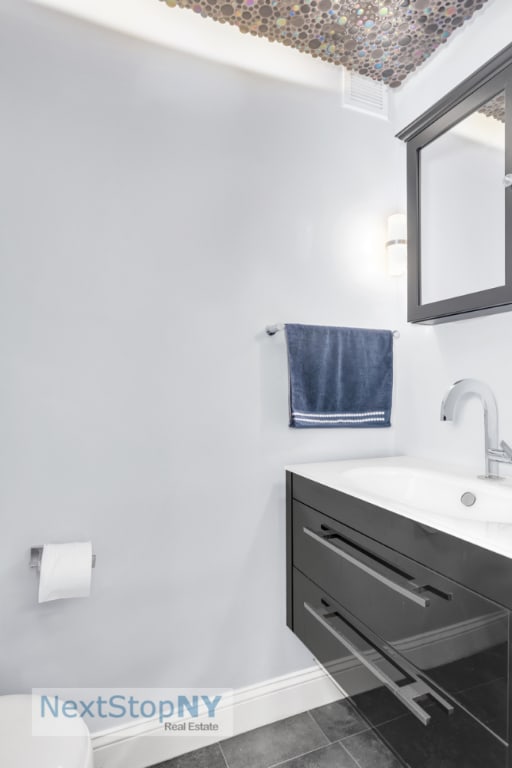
[286,455,512,559]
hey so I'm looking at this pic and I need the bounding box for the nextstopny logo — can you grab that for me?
[40,694,222,723]
[32,688,234,737]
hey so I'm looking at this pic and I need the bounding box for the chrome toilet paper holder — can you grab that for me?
[29,546,96,569]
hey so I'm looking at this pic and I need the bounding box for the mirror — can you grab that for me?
[397,46,512,324]
[420,92,506,305]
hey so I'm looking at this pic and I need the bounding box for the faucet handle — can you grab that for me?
[500,440,512,460]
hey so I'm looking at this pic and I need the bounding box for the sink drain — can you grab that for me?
[460,491,476,507]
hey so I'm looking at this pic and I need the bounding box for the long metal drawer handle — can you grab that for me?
[303,526,429,608]
[304,602,453,726]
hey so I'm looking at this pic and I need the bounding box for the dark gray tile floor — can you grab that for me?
[151,698,403,768]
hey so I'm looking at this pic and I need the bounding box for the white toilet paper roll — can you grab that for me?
[38,542,93,603]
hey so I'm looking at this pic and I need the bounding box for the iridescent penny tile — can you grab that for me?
[158,0,491,86]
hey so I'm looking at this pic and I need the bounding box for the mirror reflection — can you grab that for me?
[420,92,506,306]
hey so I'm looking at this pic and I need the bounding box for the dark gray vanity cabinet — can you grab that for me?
[286,472,512,767]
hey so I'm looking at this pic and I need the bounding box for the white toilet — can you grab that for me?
[0,695,93,767]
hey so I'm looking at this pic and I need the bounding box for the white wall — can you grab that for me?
[0,0,402,721]
[30,0,342,93]
[391,0,512,477]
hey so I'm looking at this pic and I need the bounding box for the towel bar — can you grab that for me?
[266,324,400,339]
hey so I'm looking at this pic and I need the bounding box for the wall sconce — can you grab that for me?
[386,213,407,277]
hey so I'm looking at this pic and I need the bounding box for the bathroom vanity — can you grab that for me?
[286,457,512,767]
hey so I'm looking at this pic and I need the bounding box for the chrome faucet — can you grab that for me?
[440,379,512,479]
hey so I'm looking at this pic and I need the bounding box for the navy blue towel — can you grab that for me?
[284,324,393,428]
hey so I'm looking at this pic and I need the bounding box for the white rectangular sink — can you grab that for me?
[286,456,512,558]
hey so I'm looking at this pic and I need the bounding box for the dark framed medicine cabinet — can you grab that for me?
[397,44,512,324]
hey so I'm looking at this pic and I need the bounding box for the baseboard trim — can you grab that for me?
[91,665,341,768]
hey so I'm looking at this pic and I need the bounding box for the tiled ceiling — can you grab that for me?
[159,0,489,87]
[480,91,505,122]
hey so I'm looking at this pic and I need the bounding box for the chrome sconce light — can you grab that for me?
[386,213,407,277]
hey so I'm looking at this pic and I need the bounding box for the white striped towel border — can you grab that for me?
[292,410,386,425]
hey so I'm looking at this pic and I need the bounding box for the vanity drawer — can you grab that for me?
[293,568,507,768]
[293,500,509,742]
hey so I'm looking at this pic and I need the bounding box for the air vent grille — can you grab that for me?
[342,69,388,118]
